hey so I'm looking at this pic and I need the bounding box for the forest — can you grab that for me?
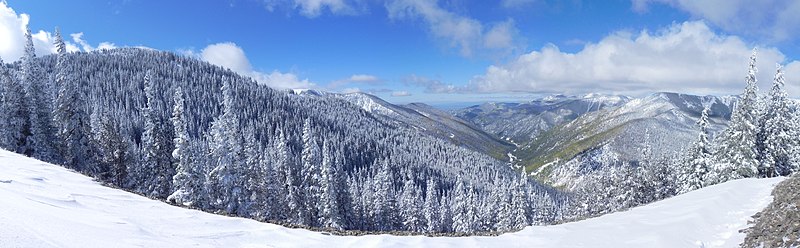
[1,26,798,234]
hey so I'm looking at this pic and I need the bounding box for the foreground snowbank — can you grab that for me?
[0,149,782,248]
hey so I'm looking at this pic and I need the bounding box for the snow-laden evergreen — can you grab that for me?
[21,26,58,162]
[759,64,798,177]
[681,107,713,192]
[710,50,761,183]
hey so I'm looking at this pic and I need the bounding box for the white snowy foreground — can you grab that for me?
[0,149,783,248]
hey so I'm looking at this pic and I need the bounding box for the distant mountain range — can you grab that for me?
[332,91,740,187]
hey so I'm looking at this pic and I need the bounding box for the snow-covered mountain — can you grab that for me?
[516,92,736,186]
[453,93,630,144]
[0,148,781,248]
[333,92,513,158]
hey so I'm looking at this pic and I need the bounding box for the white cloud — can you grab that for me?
[293,0,353,17]
[196,42,314,89]
[71,32,116,52]
[330,74,383,88]
[501,0,536,8]
[0,2,108,62]
[470,21,800,96]
[404,74,465,93]
[386,0,521,57]
[391,91,411,97]
[632,0,800,42]
[341,87,362,94]
[263,0,358,18]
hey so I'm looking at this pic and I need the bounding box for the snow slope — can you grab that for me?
[0,149,782,248]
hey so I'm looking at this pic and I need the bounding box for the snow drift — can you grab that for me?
[0,149,782,247]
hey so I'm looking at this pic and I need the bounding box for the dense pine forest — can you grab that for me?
[1,26,799,234]
[0,27,572,234]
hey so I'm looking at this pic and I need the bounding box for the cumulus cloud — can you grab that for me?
[195,42,314,89]
[470,21,800,96]
[71,33,116,52]
[0,2,107,62]
[386,0,521,57]
[391,91,411,97]
[501,0,536,8]
[330,74,383,88]
[632,0,800,42]
[404,74,467,93]
[264,0,359,18]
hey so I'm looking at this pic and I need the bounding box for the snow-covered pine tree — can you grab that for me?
[760,64,797,177]
[21,25,58,162]
[372,159,396,231]
[712,50,760,182]
[271,128,292,221]
[90,105,131,186]
[0,56,29,153]
[423,178,441,233]
[451,178,471,233]
[493,181,513,232]
[207,77,245,213]
[319,139,344,230]
[681,107,713,192]
[399,169,423,232]
[242,125,267,218]
[53,27,93,172]
[511,176,530,230]
[300,118,322,226]
[139,71,174,198]
[168,87,202,207]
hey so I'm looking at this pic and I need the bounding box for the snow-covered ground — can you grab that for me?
[0,149,782,248]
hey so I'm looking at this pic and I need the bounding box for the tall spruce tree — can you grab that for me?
[168,87,201,206]
[0,56,29,153]
[682,107,713,192]
[207,77,245,213]
[53,27,93,172]
[139,71,174,197]
[712,50,760,182]
[760,64,797,177]
[21,25,58,162]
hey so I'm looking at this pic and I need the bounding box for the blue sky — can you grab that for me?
[2,0,800,105]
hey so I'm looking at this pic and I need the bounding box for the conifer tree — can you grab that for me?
[682,107,713,192]
[53,27,93,172]
[319,139,344,229]
[207,77,244,213]
[168,87,201,206]
[0,56,29,153]
[423,178,441,233]
[713,50,760,182]
[139,71,174,198]
[760,64,797,177]
[21,25,58,162]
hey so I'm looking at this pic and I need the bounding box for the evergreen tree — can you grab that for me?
[760,64,797,177]
[139,71,174,198]
[207,77,244,213]
[91,105,131,186]
[53,27,93,172]
[168,87,201,206]
[300,118,322,226]
[511,176,530,230]
[682,107,713,192]
[423,178,441,233]
[712,50,760,182]
[21,25,58,162]
[372,159,396,231]
[0,56,29,153]
[399,170,423,232]
[319,139,344,229]
[451,178,471,233]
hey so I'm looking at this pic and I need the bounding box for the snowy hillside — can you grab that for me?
[0,149,782,248]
